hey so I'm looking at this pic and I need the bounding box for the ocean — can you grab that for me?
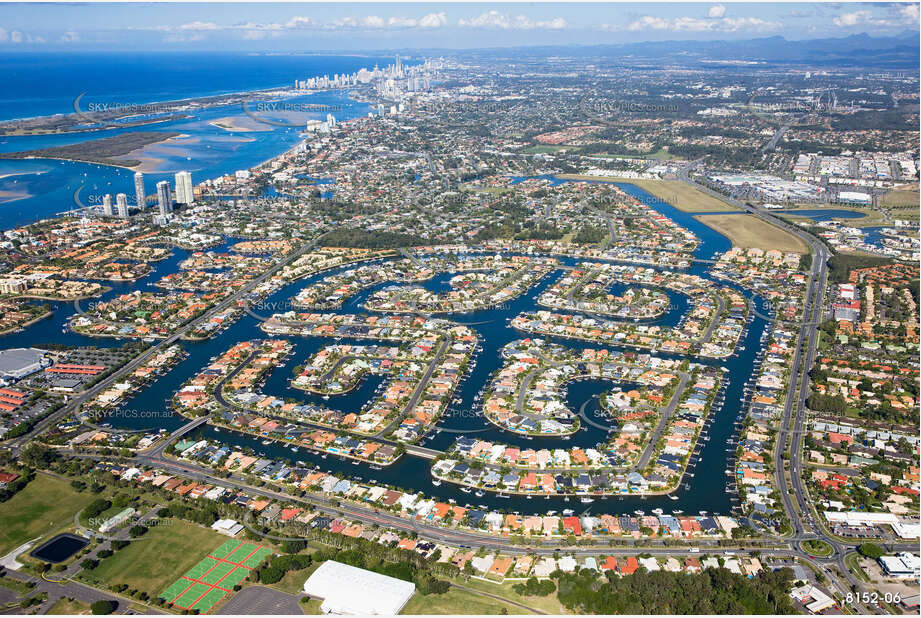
[0,52,395,226]
[0,52,395,121]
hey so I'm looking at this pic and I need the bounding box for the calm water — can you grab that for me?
[777,208,867,221]
[0,52,401,226]
[3,178,767,518]
[0,59,770,516]
[0,52,395,121]
[30,533,89,563]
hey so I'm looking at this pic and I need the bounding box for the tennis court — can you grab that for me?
[159,539,273,613]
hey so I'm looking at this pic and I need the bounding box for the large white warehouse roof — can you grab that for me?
[303,560,416,615]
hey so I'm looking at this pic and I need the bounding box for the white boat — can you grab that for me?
[261,439,272,445]
[460,487,472,493]
[431,480,442,486]
[474,490,485,497]
[634,510,645,515]
[580,497,594,504]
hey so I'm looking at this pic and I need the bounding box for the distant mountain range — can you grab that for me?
[406,32,920,69]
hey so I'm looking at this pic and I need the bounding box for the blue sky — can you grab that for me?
[0,2,918,50]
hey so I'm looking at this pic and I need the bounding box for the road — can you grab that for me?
[375,336,452,438]
[515,348,692,473]
[7,233,329,455]
[674,163,891,611]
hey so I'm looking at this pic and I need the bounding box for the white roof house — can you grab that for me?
[211,519,243,537]
[303,560,415,615]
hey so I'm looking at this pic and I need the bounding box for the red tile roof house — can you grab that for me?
[279,508,301,523]
[562,516,582,536]
[600,556,618,572]
[618,557,638,575]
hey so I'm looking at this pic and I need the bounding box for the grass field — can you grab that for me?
[46,597,91,615]
[880,185,919,208]
[301,597,324,614]
[584,148,680,161]
[160,539,272,613]
[460,578,572,614]
[270,559,322,595]
[694,213,810,253]
[0,474,96,556]
[80,519,226,600]
[553,176,741,213]
[802,539,834,558]
[401,585,536,615]
[627,180,742,213]
[880,186,920,223]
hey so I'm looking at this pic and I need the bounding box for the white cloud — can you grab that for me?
[458,11,566,30]
[627,15,781,32]
[285,16,316,29]
[60,30,79,42]
[833,11,869,27]
[234,21,284,32]
[833,5,919,28]
[242,29,284,40]
[418,12,448,28]
[177,21,221,31]
[708,5,726,19]
[325,12,447,30]
[901,4,920,22]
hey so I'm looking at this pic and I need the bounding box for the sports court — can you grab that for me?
[160,539,273,613]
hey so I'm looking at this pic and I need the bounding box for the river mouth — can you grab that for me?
[28,533,90,563]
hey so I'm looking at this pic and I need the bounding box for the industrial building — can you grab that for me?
[0,347,49,382]
[302,560,415,614]
[878,552,921,580]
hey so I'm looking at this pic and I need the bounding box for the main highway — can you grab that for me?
[675,164,898,613]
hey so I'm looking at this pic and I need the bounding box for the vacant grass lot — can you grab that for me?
[0,474,95,556]
[880,186,920,222]
[554,176,741,213]
[401,585,535,615]
[585,148,680,161]
[78,518,226,599]
[46,597,91,615]
[628,180,742,213]
[694,213,809,253]
[461,578,572,614]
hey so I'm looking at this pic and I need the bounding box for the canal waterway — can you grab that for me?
[1,173,773,518]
